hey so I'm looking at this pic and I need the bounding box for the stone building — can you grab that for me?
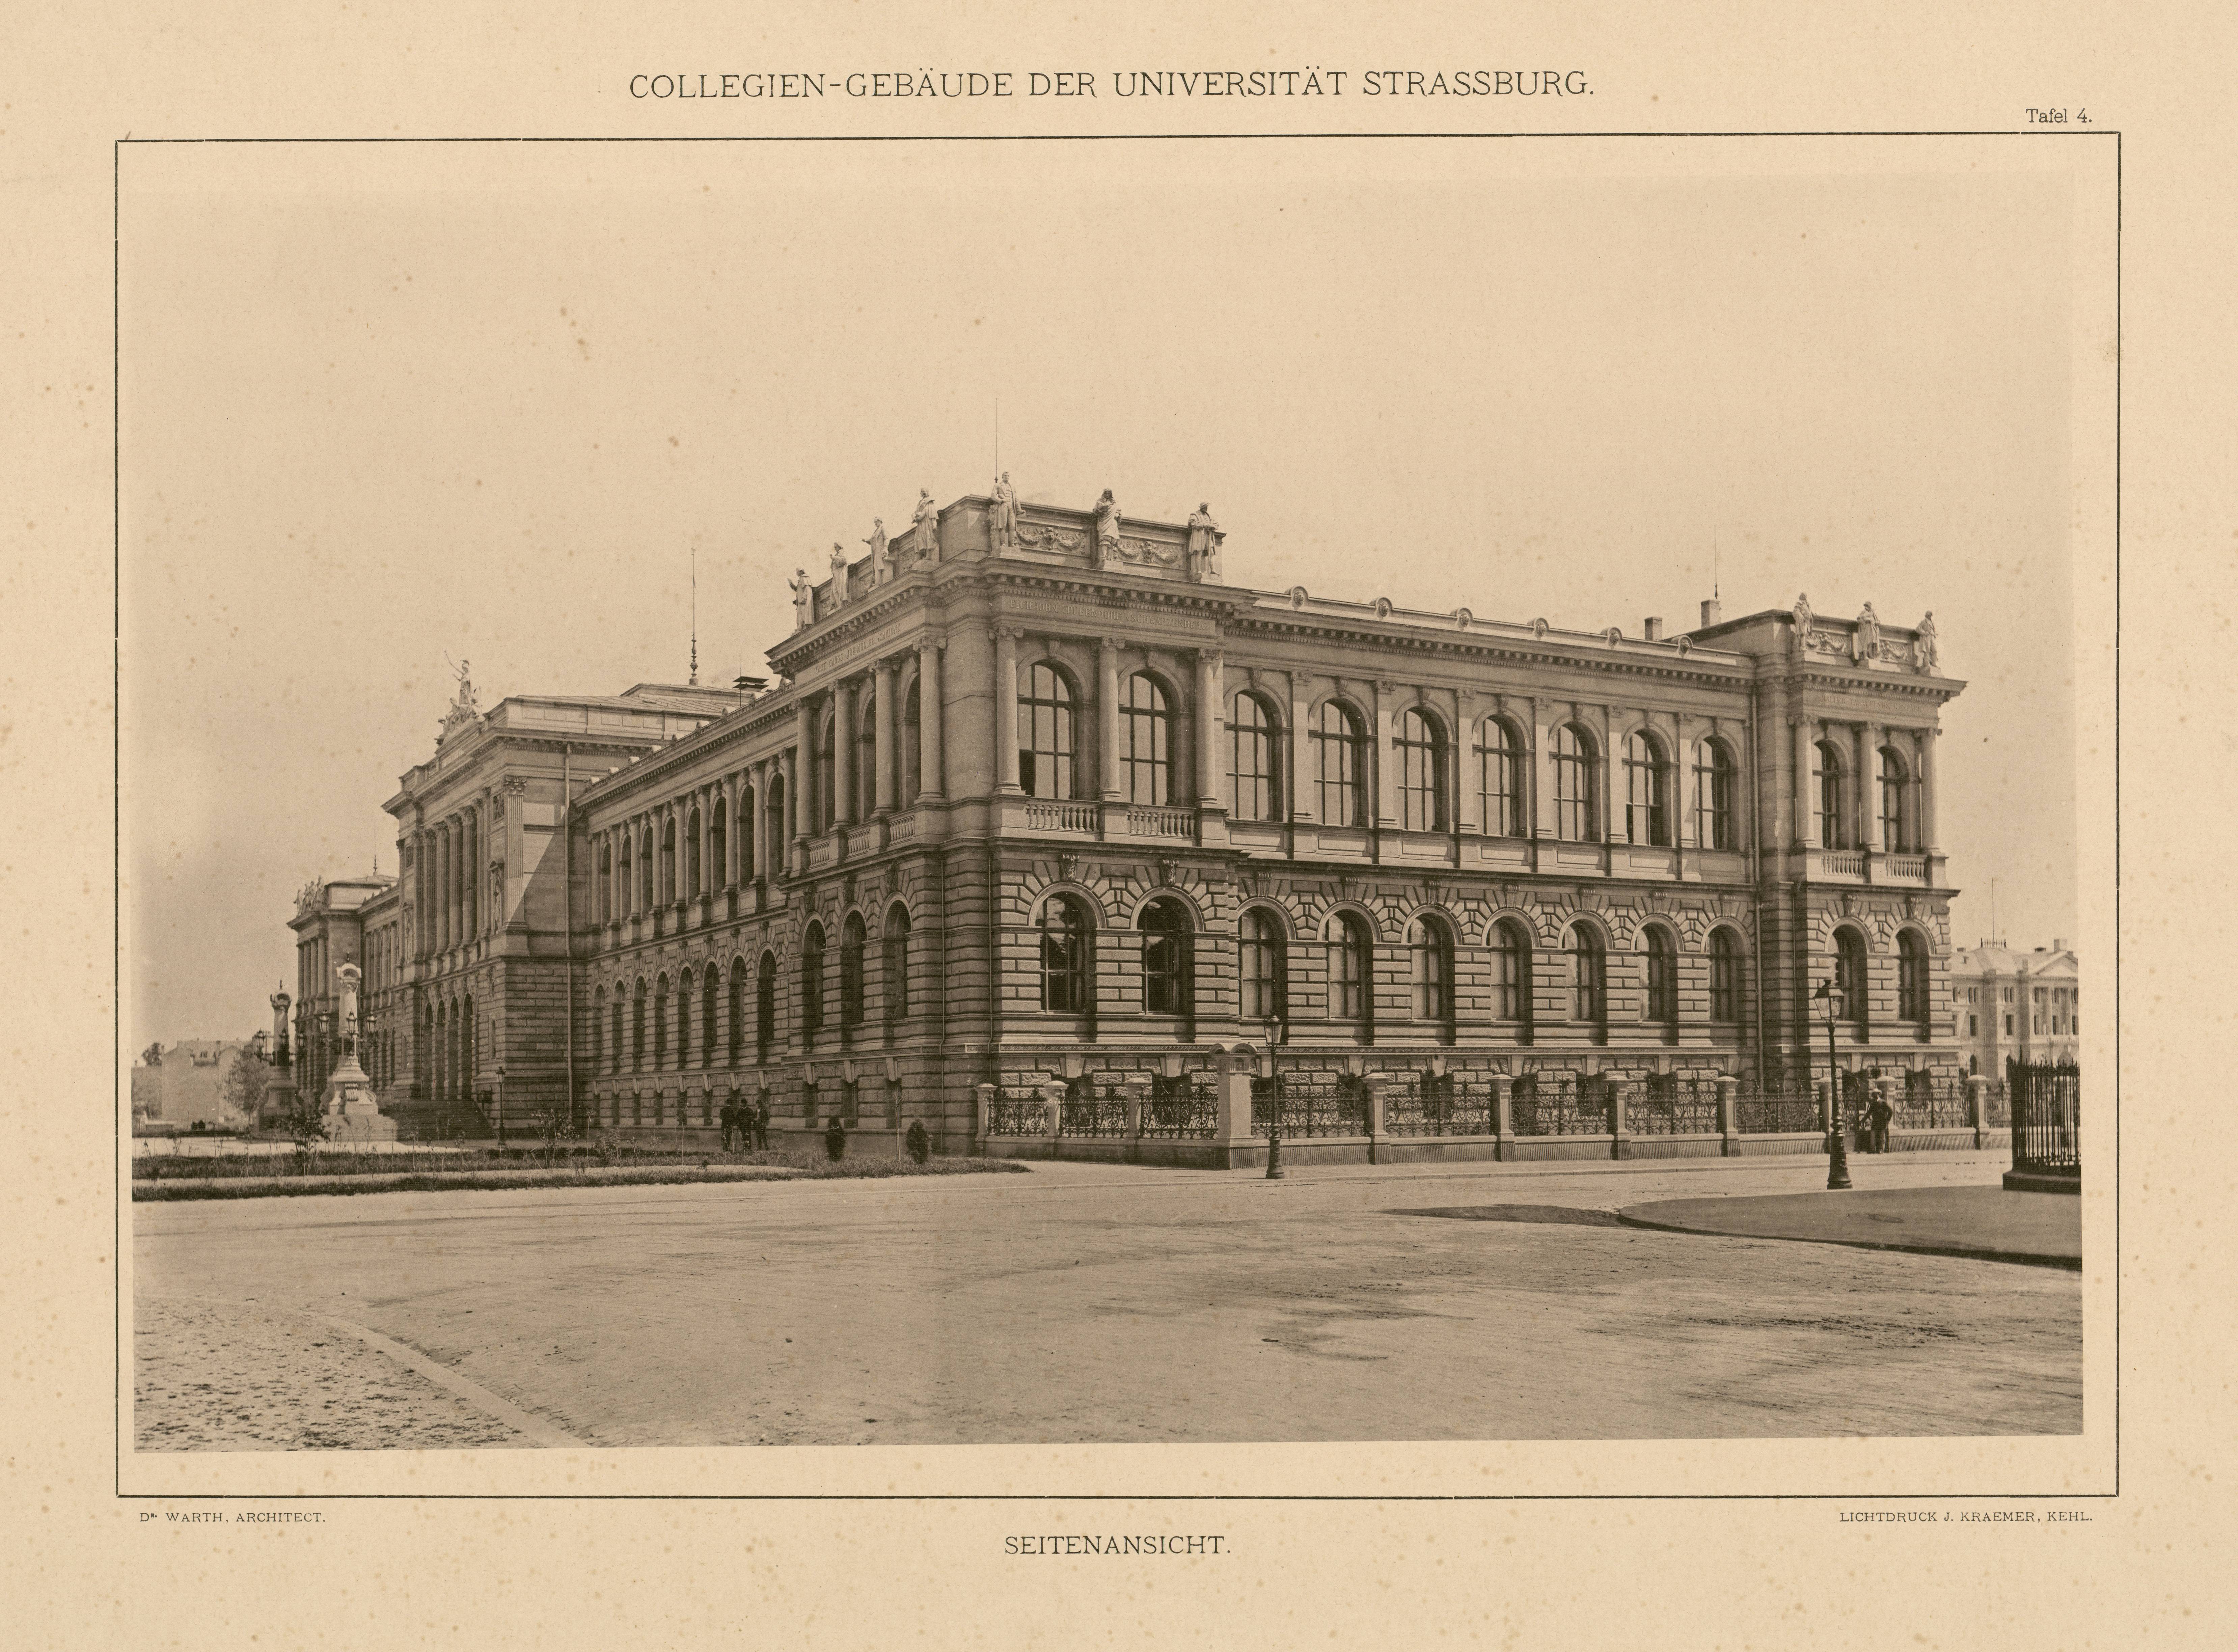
[323,486,1965,1156]
[131,1039,251,1130]
[1948,939,2079,1075]
[287,874,393,1109]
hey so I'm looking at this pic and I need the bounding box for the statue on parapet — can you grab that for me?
[1855,601,1881,662]
[788,568,815,630]
[829,542,850,604]
[911,490,940,563]
[1093,489,1120,569]
[990,471,1020,553]
[863,518,889,582]
[1790,592,1813,656]
[1915,610,1938,672]
[1186,502,1224,582]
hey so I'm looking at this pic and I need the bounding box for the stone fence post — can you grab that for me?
[1608,1078,1629,1161]
[1817,1079,1834,1149]
[1491,1075,1514,1161]
[1216,1043,1258,1154]
[1716,1076,1740,1157]
[1965,1075,1988,1150]
[1038,1080,1066,1143]
[1361,1073,1392,1164]
[1121,1076,1148,1139]
[974,1082,994,1149]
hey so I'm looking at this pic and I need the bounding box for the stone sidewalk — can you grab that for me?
[1619,1184,2082,1269]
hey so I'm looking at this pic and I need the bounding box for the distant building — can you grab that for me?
[1947,939,2078,1074]
[130,1039,251,1129]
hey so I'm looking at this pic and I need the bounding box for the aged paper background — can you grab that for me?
[7,2,2225,1646]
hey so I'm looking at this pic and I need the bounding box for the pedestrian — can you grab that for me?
[1868,1091,1894,1155]
[753,1095,770,1152]
[824,1114,847,1162]
[719,1097,739,1153]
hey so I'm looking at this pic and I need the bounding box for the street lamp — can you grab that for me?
[1813,978,1851,1191]
[1260,1010,1288,1181]
[495,1061,507,1152]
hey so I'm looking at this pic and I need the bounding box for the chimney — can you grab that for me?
[1643,616,1664,641]
[2052,938,2068,953]
[1699,597,1721,629]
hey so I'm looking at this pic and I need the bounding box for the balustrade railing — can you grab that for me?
[1024,800,1099,833]
[1125,806,1196,840]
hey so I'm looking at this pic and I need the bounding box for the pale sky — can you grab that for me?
[119,137,2094,1048]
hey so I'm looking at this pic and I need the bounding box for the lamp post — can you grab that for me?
[495,1062,507,1152]
[1260,1010,1288,1181]
[1814,978,1851,1190]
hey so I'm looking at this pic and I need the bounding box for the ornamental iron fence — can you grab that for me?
[1140,1076,1219,1138]
[1059,1084,1134,1138]
[1251,1072,1368,1137]
[1733,1086,1822,1134]
[2009,1059,2080,1176]
[1625,1075,1721,1136]
[1510,1073,1615,1137]
[1893,1073,1971,1131]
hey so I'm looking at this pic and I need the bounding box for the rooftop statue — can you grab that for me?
[990,472,1020,553]
[1186,502,1224,582]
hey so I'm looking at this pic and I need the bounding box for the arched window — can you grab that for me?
[1397,709,1448,832]
[1314,701,1367,826]
[856,698,878,821]
[592,987,605,1072]
[1326,911,1371,1025]
[610,988,624,1074]
[1643,925,1677,1028]
[710,797,727,890]
[883,904,911,1021]
[1879,748,1912,852]
[1239,908,1287,1023]
[1230,692,1280,821]
[840,913,868,1026]
[738,787,755,884]
[1492,918,1533,1029]
[1121,673,1174,805]
[755,952,776,1060]
[762,778,784,876]
[727,959,745,1066]
[1566,924,1605,1026]
[1834,926,1868,1027]
[1138,897,1193,1016]
[597,843,612,923]
[631,978,647,1071]
[1039,895,1091,1015]
[901,678,922,802]
[817,714,838,832]
[700,965,717,1067]
[686,807,702,897]
[618,835,633,915]
[1408,915,1452,1023]
[1623,732,1670,846]
[659,817,676,904]
[654,974,671,1066]
[1816,741,1848,848]
[1019,663,1076,800]
[639,827,655,910]
[1478,718,1524,837]
[1694,739,1736,852]
[1898,930,1930,1026]
[677,967,693,1069]
[1709,927,1743,1023]
[1553,724,1600,842]
[801,924,826,1038]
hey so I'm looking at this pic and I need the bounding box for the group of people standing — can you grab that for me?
[719,1095,772,1154]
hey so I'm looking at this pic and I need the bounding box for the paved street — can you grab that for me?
[133,1149,2080,1449]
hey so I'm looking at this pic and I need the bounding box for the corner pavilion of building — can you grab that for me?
[318,487,1965,1164]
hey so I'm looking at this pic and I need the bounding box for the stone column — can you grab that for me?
[793,699,815,846]
[834,679,856,827]
[1098,637,1123,801]
[1196,651,1225,806]
[724,776,741,887]
[1795,719,1819,848]
[1287,670,1311,823]
[699,785,714,897]
[1601,706,1621,846]
[916,637,945,799]
[994,628,1021,792]
[1455,690,1481,836]
[440,823,455,949]
[753,760,772,881]
[873,661,896,814]
[1529,698,1552,839]
[1919,727,1941,852]
[1372,681,1398,826]
[1860,723,1883,852]
[781,745,801,874]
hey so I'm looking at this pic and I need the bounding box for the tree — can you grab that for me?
[220,1047,273,1129]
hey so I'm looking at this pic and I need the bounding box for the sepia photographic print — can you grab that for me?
[120,133,2111,1489]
